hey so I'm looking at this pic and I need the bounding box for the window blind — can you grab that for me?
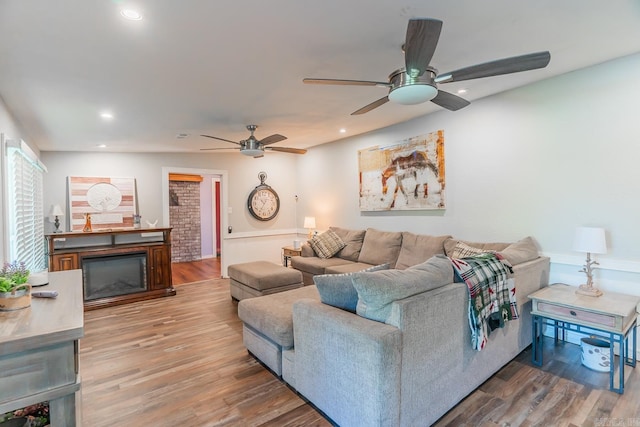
[5,141,47,272]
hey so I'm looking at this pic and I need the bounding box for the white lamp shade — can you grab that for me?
[303,216,316,229]
[573,227,607,254]
[49,204,64,216]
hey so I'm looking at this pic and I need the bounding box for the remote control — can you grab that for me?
[32,290,58,298]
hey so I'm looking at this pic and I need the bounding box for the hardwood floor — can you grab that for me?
[172,257,222,285]
[81,264,640,426]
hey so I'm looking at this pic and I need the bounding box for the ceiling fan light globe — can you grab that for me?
[241,148,264,157]
[388,84,438,105]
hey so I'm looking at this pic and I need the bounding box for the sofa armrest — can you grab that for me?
[300,243,314,257]
[292,299,402,427]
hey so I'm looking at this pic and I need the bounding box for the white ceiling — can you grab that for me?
[1,1,640,154]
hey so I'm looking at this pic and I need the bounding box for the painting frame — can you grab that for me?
[67,176,138,231]
[358,130,445,211]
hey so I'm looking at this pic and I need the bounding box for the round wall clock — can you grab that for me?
[247,172,280,221]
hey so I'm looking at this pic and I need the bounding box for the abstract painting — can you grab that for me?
[68,176,137,231]
[358,130,445,211]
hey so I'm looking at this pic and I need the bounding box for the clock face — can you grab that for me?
[248,186,280,221]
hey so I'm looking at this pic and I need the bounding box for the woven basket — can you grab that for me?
[0,284,31,311]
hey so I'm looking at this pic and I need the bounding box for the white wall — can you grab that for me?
[39,151,301,275]
[296,52,640,296]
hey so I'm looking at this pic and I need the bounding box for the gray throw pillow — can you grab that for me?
[314,263,390,312]
[352,255,453,323]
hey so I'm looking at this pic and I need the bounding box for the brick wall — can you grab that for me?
[169,181,202,262]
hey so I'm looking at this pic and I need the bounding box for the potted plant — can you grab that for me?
[0,261,31,311]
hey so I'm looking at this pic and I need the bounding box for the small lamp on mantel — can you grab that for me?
[573,226,607,297]
[49,204,65,233]
[303,216,316,240]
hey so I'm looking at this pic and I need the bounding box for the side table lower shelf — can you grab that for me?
[532,314,637,394]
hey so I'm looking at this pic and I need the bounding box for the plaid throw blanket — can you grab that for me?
[449,253,518,351]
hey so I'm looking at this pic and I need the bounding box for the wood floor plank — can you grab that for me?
[81,263,640,426]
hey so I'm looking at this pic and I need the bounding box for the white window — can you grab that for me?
[3,139,47,272]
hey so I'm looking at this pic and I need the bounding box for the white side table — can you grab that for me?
[529,283,639,394]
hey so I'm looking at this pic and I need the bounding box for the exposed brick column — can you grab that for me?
[169,181,202,262]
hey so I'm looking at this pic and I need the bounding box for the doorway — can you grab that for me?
[161,167,228,278]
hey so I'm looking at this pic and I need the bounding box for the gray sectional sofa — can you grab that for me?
[238,227,550,426]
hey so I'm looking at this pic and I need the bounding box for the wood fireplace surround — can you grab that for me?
[46,228,175,310]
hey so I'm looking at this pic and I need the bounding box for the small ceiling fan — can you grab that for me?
[201,125,307,157]
[303,18,550,115]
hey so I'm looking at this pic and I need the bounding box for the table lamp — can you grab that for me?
[49,204,65,233]
[303,216,316,240]
[573,226,607,297]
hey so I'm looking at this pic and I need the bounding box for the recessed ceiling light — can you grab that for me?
[339,128,346,133]
[100,112,114,120]
[120,9,143,21]
[97,144,107,148]
[457,89,468,95]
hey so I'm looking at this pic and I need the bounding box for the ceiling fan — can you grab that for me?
[303,18,550,115]
[201,125,307,157]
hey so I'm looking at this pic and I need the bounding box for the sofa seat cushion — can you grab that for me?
[330,227,366,262]
[314,263,390,312]
[352,255,453,323]
[324,262,377,275]
[357,228,403,268]
[228,261,302,291]
[291,256,354,276]
[238,285,320,348]
[395,232,451,269]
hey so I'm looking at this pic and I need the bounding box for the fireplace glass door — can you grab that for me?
[82,252,148,300]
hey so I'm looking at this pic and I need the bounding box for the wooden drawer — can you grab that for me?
[283,248,301,257]
[0,341,76,403]
[536,301,616,327]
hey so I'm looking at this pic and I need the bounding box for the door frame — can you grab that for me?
[161,167,228,275]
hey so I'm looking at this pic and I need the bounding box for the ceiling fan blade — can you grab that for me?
[200,147,237,151]
[200,135,241,145]
[404,18,442,78]
[351,96,389,115]
[265,147,307,155]
[303,78,389,87]
[435,51,551,83]
[430,90,471,111]
[259,134,287,146]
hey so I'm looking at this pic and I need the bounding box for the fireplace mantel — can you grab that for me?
[46,228,175,310]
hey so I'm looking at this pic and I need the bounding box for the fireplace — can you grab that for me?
[82,252,147,301]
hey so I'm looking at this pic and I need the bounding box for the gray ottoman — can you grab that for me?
[228,261,303,301]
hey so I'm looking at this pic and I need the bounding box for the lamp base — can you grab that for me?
[576,284,603,297]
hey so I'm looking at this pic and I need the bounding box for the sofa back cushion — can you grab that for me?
[330,227,366,262]
[444,238,509,256]
[444,237,539,266]
[352,255,453,323]
[358,228,403,268]
[314,263,390,312]
[395,232,451,269]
